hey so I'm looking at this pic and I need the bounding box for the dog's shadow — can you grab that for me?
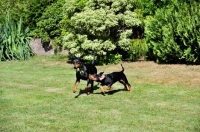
[93,88,127,96]
[75,85,127,98]
[74,84,99,98]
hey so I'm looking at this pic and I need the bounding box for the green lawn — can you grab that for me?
[0,55,200,132]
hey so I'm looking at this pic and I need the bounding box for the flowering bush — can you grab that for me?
[62,0,142,64]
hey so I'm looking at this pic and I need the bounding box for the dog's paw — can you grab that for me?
[101,92,106,96]
[106,87,112,90]
[73,90,76,93]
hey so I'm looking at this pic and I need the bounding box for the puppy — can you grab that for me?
[89,64,132,94]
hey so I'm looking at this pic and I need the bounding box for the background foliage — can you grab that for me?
[30,0,64,43]
[145,0,200,64]
[0,0,199,64]
[62,0,143,64]
[0,13,33,61]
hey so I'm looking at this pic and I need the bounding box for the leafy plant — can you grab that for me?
[129,39,148,61]
[0,13,33,61]
[62,0,142,64]
[97,53,122,65]
[30,0,64,44]
[145,0,200,64]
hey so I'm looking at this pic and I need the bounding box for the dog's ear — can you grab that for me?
[71,54,77,59]
[98,72,104,76]
[76,54,84,62]
[73,54,76,59]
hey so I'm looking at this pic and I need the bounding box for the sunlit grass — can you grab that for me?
[0,55,200,132]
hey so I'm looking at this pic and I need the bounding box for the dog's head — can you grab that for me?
[89,72,104,81]
[91,72,105,81]
[72,54,83,69]
[94,72,104,78]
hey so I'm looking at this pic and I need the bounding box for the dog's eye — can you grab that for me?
[74,60,80,64]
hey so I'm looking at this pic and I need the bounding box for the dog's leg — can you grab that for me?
[119,80,132,92]
[128,85,133,92]
[73,82,79,93]
[90,80,94,93]
[85,86,90,94]
[119,80,129,90]
[99,85,105,95]
[119,80,130,91]
[85,79,91,95]
[106,86,112,90]
[106,84,113,90]
[84,85,88,90]
[85,79,89,90]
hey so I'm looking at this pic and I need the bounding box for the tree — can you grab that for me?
[62,0,142,64]
[145,0,200,64]
[30,0,65,43]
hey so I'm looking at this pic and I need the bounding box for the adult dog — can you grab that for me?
[72,54,97,95]
[89,64,132,95]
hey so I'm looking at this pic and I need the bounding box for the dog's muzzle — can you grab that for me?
[73,64,77,69]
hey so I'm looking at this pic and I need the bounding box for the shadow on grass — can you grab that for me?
[74,84,99,98]
[93,88,128,96]
[75,86,128,98]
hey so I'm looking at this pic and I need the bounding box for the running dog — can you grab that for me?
[89,64,132,95]
[72,54,97,95]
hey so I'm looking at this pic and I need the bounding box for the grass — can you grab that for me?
[0,55,200,132]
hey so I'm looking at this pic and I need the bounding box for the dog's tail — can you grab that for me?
[121,64,124,72]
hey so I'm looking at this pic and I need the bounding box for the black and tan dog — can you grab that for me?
[89,64,132,95]
[72,54,97,94]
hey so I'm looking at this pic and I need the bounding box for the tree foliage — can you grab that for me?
[30,0,65,42]
[1,0,199,64]
[145,0,200,64]
[62,0,142,63]
[137,0,170,17]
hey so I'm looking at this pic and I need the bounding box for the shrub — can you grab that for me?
[30,0,64,43]
[0,13,33,61]
[129,39,148,61]
[62,0,142,64]
[97,54,122,65]
[145,0,200,64]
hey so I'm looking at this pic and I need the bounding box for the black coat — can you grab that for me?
[76,64,97,83]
